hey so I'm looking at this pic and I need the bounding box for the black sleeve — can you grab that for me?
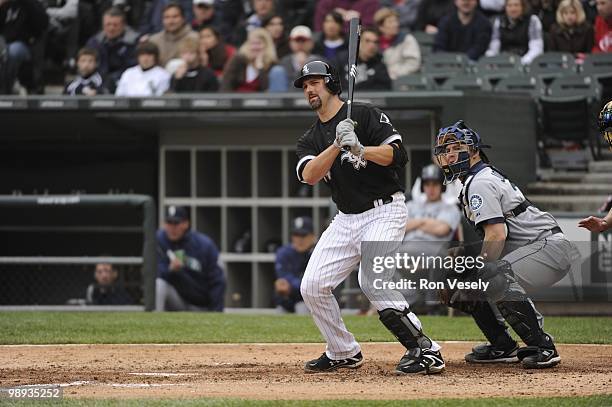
[24,0,49,38]
[433,15,450,52]
[295,126,318,183]
[357,105,403,147]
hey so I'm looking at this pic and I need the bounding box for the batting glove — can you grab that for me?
[339,131,365,158]
[334,118,356,149]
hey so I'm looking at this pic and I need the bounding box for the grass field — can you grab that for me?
[0,312,610,345]
[1,313,611,406]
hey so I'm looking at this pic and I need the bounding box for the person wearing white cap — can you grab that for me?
[191,0,222,32]
[279,25,326,91]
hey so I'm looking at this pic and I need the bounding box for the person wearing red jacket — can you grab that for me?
[592,0,612,52]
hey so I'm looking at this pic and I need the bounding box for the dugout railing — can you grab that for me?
[0,195,157,311]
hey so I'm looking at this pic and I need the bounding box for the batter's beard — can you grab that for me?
[309,96,322,110]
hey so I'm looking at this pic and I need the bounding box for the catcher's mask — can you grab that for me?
[433,120,489,184]
[599,100,612,150]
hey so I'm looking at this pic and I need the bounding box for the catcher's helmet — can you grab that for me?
[293,60,342,95]
[599,100,612,150]
[433,120,490,184]
[420,164,446,192]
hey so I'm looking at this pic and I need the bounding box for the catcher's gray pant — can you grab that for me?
[495,232,580,326]
[300,192,441,359]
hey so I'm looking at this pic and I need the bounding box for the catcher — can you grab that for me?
[434,120,580,369]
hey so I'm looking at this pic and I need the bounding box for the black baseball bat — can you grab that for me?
[344,17,361,151]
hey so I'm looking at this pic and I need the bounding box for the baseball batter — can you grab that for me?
[434,120,580,369]
[293,60,444,375]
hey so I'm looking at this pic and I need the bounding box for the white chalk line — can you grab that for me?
[1,341,611,347]
[12,381,187,389]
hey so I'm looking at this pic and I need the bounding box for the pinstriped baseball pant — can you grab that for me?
[300,192,441,359]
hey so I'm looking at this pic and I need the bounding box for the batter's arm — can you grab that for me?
[302,145,341,185]
[363,145,394,166]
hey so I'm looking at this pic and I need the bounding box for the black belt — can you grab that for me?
[349,195,394,214]
[549,226,562,235]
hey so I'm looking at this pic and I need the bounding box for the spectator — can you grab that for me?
[115,41,171,96]
[221,27,287,92]
[593,0,612,52]
[0,0,49,93]
[312,11,348,64]
[279,26,325,88]
[486,0,544,65]
[479,0,506,18]
[170,36,219,91]
[191,0,222,31]
[149,2,199,66]
[381,0,423,31]
[64,48,107,95]
[375,7,421,79]
[274,216,316,314]
[531,0,562,33]
[433,0,492,61]
[402,165,461,310]
[156,206,226,311]
[337,28,392,90]
[314,0,381,33]
[415,0,455,33]
[86,262,134,305]
[140,0,193,35]
[547,0,594,56]
[262,14,291,59]
[277,0,315,29]
[234,0,276,45]
[44,0,79,69]
[86,7,140,93]
[199,26,235,78]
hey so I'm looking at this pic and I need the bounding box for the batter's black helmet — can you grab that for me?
[420,164,446,192]
[293,60,342,95]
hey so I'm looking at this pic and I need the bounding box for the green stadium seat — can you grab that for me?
[527,52,577,82]
[440,74,493,91]
[581,53,612,108]
[495,75,546,97]
[392,74,436,91]
[422,53,470,85]
[472,53,523,84]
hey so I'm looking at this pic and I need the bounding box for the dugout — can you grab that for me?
[0,91,539,308]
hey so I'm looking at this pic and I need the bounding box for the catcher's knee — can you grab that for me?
[478,260,521,302]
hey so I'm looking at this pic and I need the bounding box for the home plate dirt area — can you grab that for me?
[1,343,610,400]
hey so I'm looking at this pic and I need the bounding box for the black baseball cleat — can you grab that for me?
[465,342,520,363]
[520,347,561,369]
[304,352,364,373]
[395,348,445,375]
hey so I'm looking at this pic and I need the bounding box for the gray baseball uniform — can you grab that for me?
[461,163,580,323]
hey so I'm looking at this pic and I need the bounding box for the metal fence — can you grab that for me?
[0,195,157,310]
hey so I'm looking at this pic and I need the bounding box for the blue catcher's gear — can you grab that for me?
[599,100,612,150]
[433,120,489,184]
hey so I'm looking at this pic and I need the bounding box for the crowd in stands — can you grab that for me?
[0,0,610,95]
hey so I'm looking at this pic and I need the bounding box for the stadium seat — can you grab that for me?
[537,75,602,167]
[472,53,523,84]
[440,74,493,91]
[527,52,577,82]
[581,53,612,109]
[422,53,469,85]
[495,75,546,97]
[412,31,435,57]
[392,74,436,91]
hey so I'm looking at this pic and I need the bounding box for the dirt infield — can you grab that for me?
[1,342,611,400]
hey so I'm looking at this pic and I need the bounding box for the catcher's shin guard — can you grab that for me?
[471,301,517,349]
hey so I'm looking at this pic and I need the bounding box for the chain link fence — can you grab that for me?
[0,195,157,310]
